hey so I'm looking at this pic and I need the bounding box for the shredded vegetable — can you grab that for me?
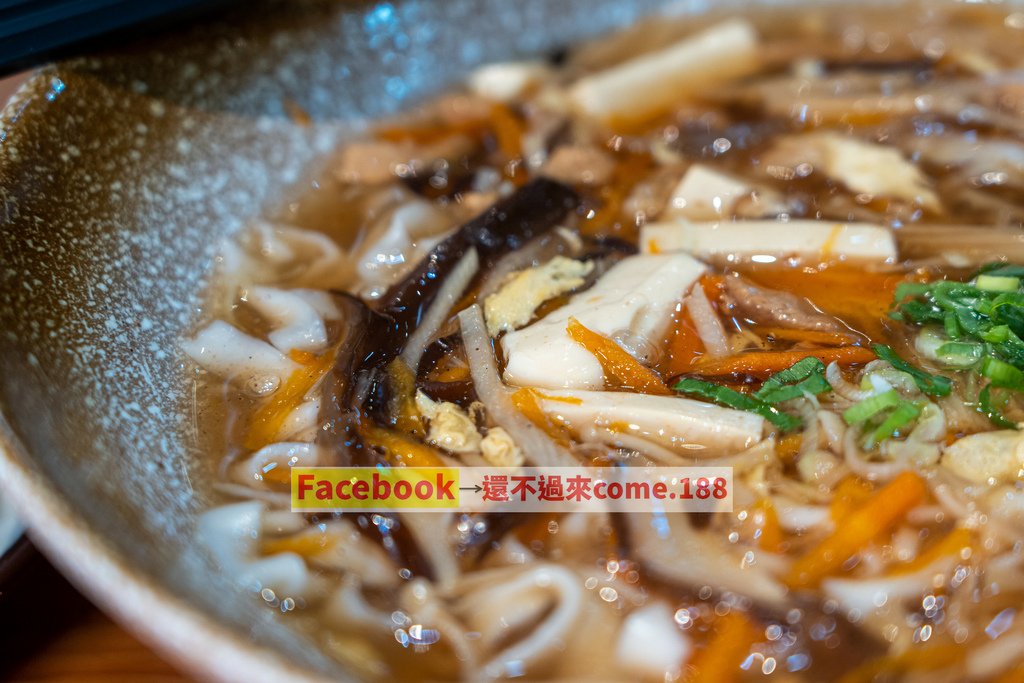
[787,471,927,588]
[567,317,671,395]
[842,390,902,424]
[978,384,1017,429]
[871,344,951,396]
[754,357,831,403]
[683,612,760,683]
[692,346,876,378]
[867,401,922,447]
[245,348,337,451]
[674,377,800,431]
[675,358,832,431]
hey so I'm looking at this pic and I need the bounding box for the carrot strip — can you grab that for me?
[753,499,784,552]
[890,527,971,575]
[375,116,488,145]
[579,152,652,239]
[837,639,965,683]
[839,636,966,683]
[692,346,876,379]
[357,417,447,468]
[994,663,1024,683]
[386,359,425,438]
[288,349,319,365]
[489,103,525,160]
[829,476,875,522]
[511,388,574,445]
[666,308,705,376]
[567,317,670,395]
[738,265,906,341]
[787,471,928,588]
[262,532,334,557]
[245,349,337,451]
[756,327,856,346]
[684,612,760,683]
[776,433,802,464]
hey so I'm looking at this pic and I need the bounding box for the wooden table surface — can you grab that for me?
[0,537,195,683]
[8,609,193,683]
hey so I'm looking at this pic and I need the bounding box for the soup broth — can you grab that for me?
[185,3,1024,681]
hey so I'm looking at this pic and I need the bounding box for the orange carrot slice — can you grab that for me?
[246,349,337,451]
[753,499,785,552]
[889,527,971,576]
[357,417,447,468]
[567,317,670,395]
[787,471,928,588]
[666,308,705,376]
[692,346,876,379]
[755,327,857,346]
[684,612,761,683]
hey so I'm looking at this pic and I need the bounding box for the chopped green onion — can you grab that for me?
[673,378,800,431]
[943,311,961,340]
[989,292,1024,338]
[866,402,922,448]
[871,344,952,397]
[975,263,1024,279]
[976,274,1021,293]
[981,325,1010,343]
[935,341,983,368]
[893,281,933,303]
[978,385,1017,429]
[842,390,902,425]
[754,357,831,404]
[979,356,1024,390]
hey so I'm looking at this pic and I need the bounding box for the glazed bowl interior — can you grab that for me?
[0,0,717,679]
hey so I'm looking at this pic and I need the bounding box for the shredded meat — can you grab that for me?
[722,272,841,332]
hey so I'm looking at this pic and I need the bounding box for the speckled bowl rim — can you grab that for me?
[0,402,331,682]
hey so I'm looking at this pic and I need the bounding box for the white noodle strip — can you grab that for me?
[182,320,298,386]
[399,511,461,590]
[823,560,957,616]
[628,512,787,607]
[685,284,730,358]
[246,286,330,353]
[818,410,847,454]
[400,579,479,678]
[581,425,690,466]
[213,482,292,508]
[468,565,585,678]
[826,361,872,401]
[458,304,578,467]
[277,398,321,442]
[772,498,832,533]
[195,501,314,598]
[231,442,322,488]
[843,429,908,482]
[400,248,479,373]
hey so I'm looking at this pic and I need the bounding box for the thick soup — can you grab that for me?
[184,3,1024,681]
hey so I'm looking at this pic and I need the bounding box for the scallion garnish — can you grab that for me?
[871,344,952,397]
[842,390,902,425]
[754,357,831,404]
[866,401,922,448]
[935,341,983,367]
[976,274,1020,293]
[673,378,801,431]
[979,356,1024,390]
[978,384,1017,429]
